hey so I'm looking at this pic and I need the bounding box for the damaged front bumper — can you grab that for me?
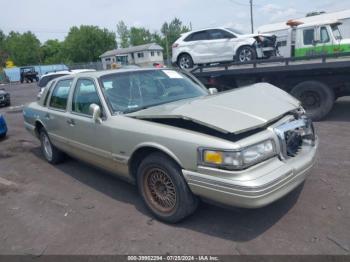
[182,137,318,208]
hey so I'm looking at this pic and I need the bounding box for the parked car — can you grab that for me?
[38,69,96,88]
[172,27,277,69]
[0,114,7,138]
[0,88,10,107]
[20,67,39,83]
[23,68,318,223]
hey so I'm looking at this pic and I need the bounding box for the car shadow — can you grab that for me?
[324,97,350,122]
[30,147,302,242]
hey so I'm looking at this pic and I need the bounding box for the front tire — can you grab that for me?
[291,81,334,121]
[39,130,65,164]
[177,53,194,69]
[236,46,256,62]
[137,152,198,223]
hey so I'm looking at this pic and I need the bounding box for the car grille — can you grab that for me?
[274,116,315,159]
[285,130,303,157]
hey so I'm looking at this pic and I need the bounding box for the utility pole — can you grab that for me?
[250,0,254,33]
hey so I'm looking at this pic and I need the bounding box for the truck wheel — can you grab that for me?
[291,81,334,121]
[39,130,65,164]
[177,53,194,69]
[137,152,198,223]
[236,46,256,62]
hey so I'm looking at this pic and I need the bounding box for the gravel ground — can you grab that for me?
[0,82,349,255]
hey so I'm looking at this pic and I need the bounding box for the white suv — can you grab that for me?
[172,28,276,69]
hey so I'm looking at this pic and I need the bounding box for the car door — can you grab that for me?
[319,26,334,55]
[185,30,211,63]
[206,29,235,62]
[45,78,74,152]
[296,27,317,57]
[67,78,115,171]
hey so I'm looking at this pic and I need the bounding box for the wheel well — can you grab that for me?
[129,146,182,181]
[236,45,254,54]
[34,121,44,138]
[176,52,192,63]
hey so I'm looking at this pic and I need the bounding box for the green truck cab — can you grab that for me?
[293,20,350,57]
[259,19,350,58]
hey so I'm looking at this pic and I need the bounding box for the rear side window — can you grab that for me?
[43,80,56,106]
[303,28,315,45]
[72,79,102,116]
[184,31,209,41]
[38,74,68,87]
[49,79,73,110]
[208,29,234,40]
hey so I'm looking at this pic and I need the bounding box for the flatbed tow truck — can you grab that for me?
[191,52,350,120]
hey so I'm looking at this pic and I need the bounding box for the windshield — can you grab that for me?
[331,24,343,40]
[226,28,243,35]
[100,70,208,114]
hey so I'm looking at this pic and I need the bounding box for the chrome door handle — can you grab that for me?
[45,113,51,120]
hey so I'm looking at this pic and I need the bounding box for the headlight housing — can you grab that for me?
[199,140,276,170]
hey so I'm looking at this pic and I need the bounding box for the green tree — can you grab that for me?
[4,31,41,66]
[64,25,116,63]
[161,18,190,59]
[117,21,129,48]
[0,30,7,67]
[129,27,153,46]
[41,39,65,64]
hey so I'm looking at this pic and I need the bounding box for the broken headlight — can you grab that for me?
[198,140,276,170]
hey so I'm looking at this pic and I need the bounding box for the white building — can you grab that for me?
[100,43,164,69]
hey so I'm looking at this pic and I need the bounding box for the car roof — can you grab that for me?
[183,27,233,34]
[42,69,95,77]
[53,68,170,81]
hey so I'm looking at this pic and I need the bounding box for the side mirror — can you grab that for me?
[89,103,102,123]
[208,88,218,95]
[312,39,320,46]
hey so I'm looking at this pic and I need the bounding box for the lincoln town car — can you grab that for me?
[23,68,318,223]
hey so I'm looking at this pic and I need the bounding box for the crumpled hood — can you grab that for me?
[239,33,274,38]
[129,83,300,134]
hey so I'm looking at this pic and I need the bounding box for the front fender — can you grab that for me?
[131,142,184,168]
[233,38,256,54]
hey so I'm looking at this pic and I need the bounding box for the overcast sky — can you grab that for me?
[0,0,349,43]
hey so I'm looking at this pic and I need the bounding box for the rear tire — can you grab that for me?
[177,53,194,69]
[291,81,334,121]
[39,130,65,164]
[137,152,198,223]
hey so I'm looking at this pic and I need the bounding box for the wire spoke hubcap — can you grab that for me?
[144,168,177,213]
[43,134,52,160]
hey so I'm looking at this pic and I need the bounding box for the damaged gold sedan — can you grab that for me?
[23,68,318,223]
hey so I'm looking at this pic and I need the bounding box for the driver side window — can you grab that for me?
[303,28,315,45]
[72,79,102,116]
[320,27,330,43]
